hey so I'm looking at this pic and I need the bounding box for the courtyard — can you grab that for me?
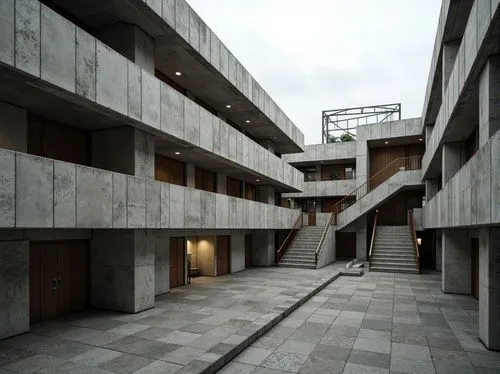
[219,270,500,374]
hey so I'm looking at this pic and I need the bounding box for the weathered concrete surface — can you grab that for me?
[442,229,471,295]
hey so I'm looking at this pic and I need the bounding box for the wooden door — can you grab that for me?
[245,235,252,268]
[58,241,89,315]
[216,236,230,276]
[29,244,43,324]
[308,212,316,226]
[336,232,356,259]
[40,244,59,321]
[471,238,479,299]
[169,237,185,289]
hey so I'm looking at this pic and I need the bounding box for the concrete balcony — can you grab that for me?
[0,0,303,192]
[282,179,357,199]
[283,142,356,164]
[0,149,301,230]
[424,131,499,229]
[336,170,423,230]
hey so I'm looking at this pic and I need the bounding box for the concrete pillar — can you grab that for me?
[442,229,471,294]
[442,142,463,185]
[442,40,460,93]
[478,55,500,148]
[0,101,27,152]
[91,230,155,313]
[257,186,275,205]
[155,237,169,296]
[217,173,227,194]
[356,219,367,261]
[426,179,439,200]
[91,127,155,179]
[478,227,500,350]
[0,241,29,339]
[186,163,196,188]
[95,23,155,74]
[435,230,442,271]
[230,234,245,273]
[425,124,434,145]
[252,231,275,266]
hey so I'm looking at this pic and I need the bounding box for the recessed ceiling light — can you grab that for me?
[226,104,231,108]
[256,179,260,182]
[385,141,389,144]
[419,138,423,141]
[245,120,251,123]
[175,72,182,76]
[174,151,181,155]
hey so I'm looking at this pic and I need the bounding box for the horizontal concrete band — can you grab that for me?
[283,141,356,164]
[422,0,500,177]
[141,0,304,149]
[0,0,303,192]
[424,131,499,228]
[282,179,357,198]
[336,170,424,230]
[0,149,302,230]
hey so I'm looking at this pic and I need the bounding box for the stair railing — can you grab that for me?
[314,155,423,266]
[276,213,303,264]
[408,209,421,273]
[368,210,379,263]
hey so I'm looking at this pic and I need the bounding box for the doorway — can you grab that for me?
[471,238,479,299]
[170,237,185,289]
[216,236,230,276]
[30,241,89,324]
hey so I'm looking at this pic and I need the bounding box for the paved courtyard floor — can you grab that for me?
[0,265,344,374]
[219,270,500,374]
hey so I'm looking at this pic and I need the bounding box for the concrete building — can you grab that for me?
[0,0,306,340]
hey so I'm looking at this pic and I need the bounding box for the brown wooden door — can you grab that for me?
[169,237,185,289]
[30,241,89,324]
[216,236,230,276]
[308,212,316,226]
[245,235,252,268]
[471,238,479,299]
[336,232,356,259]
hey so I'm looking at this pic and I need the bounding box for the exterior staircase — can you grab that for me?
[278,226,324,269]
[370,225,419,274]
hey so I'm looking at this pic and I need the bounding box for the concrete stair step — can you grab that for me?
[373,251,415,256]
[369,266,419,274]
[371,255,416,261]
[278,262,316,269]
[370,261,417,268]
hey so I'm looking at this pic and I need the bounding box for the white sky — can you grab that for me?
[187,0,442,145]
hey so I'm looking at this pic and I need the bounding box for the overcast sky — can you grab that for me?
[187,0,442,145]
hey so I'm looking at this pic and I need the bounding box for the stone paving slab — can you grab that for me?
[218,270,500,374]
[0,264,346,374]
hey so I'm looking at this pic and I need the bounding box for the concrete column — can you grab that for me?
[230,234,245,273]
[186,163,196,188]
[479,227,500,350]
[91,230,155,313]
[442,40,460,93]
[425,124,434,145]
[426,179,439,200]
[257,186,275,205]
[155,237,169,296]
[442,142,463,185]
[217,173,227,194]
[95,23,155,74]
[435,230,442,271]
[0,241,29,339]
[0,101,27,152]
[442,229,471,294]
[91,127,155,179]
[478,55,500,148]
[252,231,275,266]
[356,218,367,261]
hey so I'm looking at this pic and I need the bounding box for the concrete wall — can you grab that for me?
[0,240,29,340]
[252,231,275,267]
[283,179,356,199]
[0,150,302,230]
[424,130,499,229]
[442,229,471,295]
[282,141,356,164]
[0,1,303,192]
[143,0,304,150]
[230,234,245,273]
[0,101,27,153]
[317,226,336,269]
[196,237,215,276]
[155,236,169,295]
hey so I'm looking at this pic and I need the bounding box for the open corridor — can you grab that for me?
[219,271,500,374]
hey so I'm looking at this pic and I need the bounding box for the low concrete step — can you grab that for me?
[370,261,417,268]
[371,256,416,261]
[369,266,419,274]
[279,262,316,269]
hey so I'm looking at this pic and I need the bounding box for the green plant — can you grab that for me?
[327,134,338,143]
[340,133,355,142]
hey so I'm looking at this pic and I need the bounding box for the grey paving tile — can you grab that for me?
[98,353,153,373]
[234,347,273,365]
[132,360,182,374]
[217,362,256,374]
[298,356,345,374]
[160,346,205,365]
[342,362,389,374]
[391,342,432,361]
[3,354,66,373]
[310,344,351,361]
[260,351,309,373]
[348,349,390,369]
[353,337,391,354]
[276,340,316,355]
[467,351,500,369]
[390,357,436,373]
[70,348,122,367]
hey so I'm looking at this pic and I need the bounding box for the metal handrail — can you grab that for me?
[408,210,421,272]
[276,213,303,264]
[369,210,379,261]
[314,155,423,265]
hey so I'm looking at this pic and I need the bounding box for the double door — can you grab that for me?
[30,241,89,324]
[170,237,185,289]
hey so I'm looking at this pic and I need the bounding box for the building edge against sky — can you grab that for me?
[0,0,499,353]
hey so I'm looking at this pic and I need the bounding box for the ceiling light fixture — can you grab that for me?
[175,72,182,76]
[256,179,260,182]
[385,141,389,145]
[419,138,423,141]
[174,151,181,155]
[246,120,251,123]
[226,104,231,108]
